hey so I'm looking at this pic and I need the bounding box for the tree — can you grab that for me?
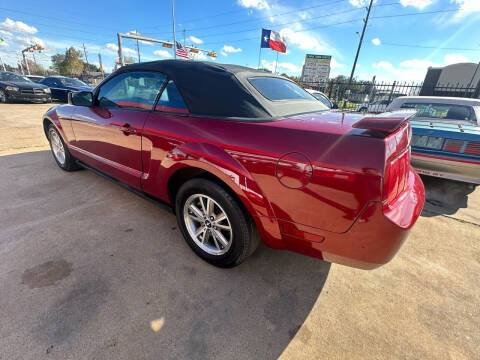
[51,54,65,73]
[23,59,46,75]
[50,47,84,76]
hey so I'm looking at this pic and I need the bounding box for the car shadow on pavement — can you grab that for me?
[0,150,331,360]
[420,175,477,217]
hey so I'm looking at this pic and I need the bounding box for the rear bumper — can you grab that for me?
[278,168,425,269]
[6,91,51,103]
[412,152,480,185]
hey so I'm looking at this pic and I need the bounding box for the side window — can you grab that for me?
[97,71,166,110]
[155,80,189,113]
[42,78,52,86]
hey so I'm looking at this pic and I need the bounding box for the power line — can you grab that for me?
[144,0,347,31]
[381,42,480,51]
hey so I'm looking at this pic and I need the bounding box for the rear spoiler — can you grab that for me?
[352,111,416,134]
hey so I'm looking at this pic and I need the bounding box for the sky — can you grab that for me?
[0,0,479,82]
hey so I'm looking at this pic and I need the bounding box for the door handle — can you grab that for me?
[110,121,137,135]
[120,124,137,135]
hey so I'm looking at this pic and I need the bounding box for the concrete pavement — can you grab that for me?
[0,104,479,359]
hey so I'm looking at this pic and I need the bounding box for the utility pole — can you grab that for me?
[82,43,90,77]
[172,0,177,59]
[17,53,24,75]
[22,51,30,75]
[183,29,186,46]
[135,30,141,62]
[344,0,373,108]
[98,53,105,78]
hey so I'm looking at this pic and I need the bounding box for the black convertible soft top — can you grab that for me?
[114,60,326,119]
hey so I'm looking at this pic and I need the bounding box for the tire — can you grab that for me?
[47,124,81,171]
[359,107,367,113]
[0,89,7,103]
[175,178,260,268]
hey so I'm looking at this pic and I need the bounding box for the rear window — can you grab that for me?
[401,102,477,124]
[249,77,315,101]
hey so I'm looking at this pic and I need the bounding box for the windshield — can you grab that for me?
[401,102,477,124]
[60,77,89,87]
[310,92,332,108]
[249,77,317,101]
[0,72,33,83]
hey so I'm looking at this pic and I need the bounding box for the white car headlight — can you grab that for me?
[5,86,19,92]
[43,88,51,93]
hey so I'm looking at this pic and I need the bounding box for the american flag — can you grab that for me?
[175,42,190,59]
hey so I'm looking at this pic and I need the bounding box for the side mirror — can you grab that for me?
[69,91,93,106]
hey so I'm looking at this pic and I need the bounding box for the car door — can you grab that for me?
[49,78,65,101]
[70,71,166,189]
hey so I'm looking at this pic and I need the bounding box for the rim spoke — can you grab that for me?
[195,226,206,238]
[206,197,214,217]
[199,196,207,215]
[212,229,229,247]
[189,204,204,219]
[211,232,221,250]
[187,213,203,223]
[214,213,227,223]
[202,229,210,244]
[215,223,231,231]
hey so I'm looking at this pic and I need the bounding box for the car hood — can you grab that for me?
[58,85,92,91]
[1,80,48,89]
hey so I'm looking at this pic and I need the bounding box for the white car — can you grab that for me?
[305,89,333,108]
[355,99,390,113]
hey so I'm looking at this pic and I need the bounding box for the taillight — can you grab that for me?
[384,150,410,205]
[464,141,480,156]
[444,139,464,153]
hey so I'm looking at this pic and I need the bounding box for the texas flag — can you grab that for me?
[260,28,287,53]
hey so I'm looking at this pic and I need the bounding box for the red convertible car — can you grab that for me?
[42,60,424,269]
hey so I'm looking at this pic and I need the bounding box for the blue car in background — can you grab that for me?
[387,96,480,184]
[39,76,92,103]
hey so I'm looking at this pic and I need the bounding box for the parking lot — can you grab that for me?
[0,103,479,359]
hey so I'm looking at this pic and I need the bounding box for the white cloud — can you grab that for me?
[331,58,345,69]
[450,0,480,18]
[400,0,432,9]
[153,49,172,58]
[261,59,302,74]
[372,53,472,82]
[106,43,118,52]
[0,29,13,38]
[0,18,37,34]
[15,35,45,48]
[220,51,228,57]
[444,53,470,64]
[222,45,242,53]
[106,42,136,55]
[238,0,270,10]
[195,52,207,60]
[280,28,323,52]
[349,0,377,7]
[189,35,203,44]
[371,37,381,46]
[269,16,274,23]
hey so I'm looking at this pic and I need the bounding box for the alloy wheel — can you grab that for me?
[183,194,233,256]
[49,129,66,165]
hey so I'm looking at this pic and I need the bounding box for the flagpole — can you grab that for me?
[258,29,263,69]
[172,0,177,59]
[274,51,278,74]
